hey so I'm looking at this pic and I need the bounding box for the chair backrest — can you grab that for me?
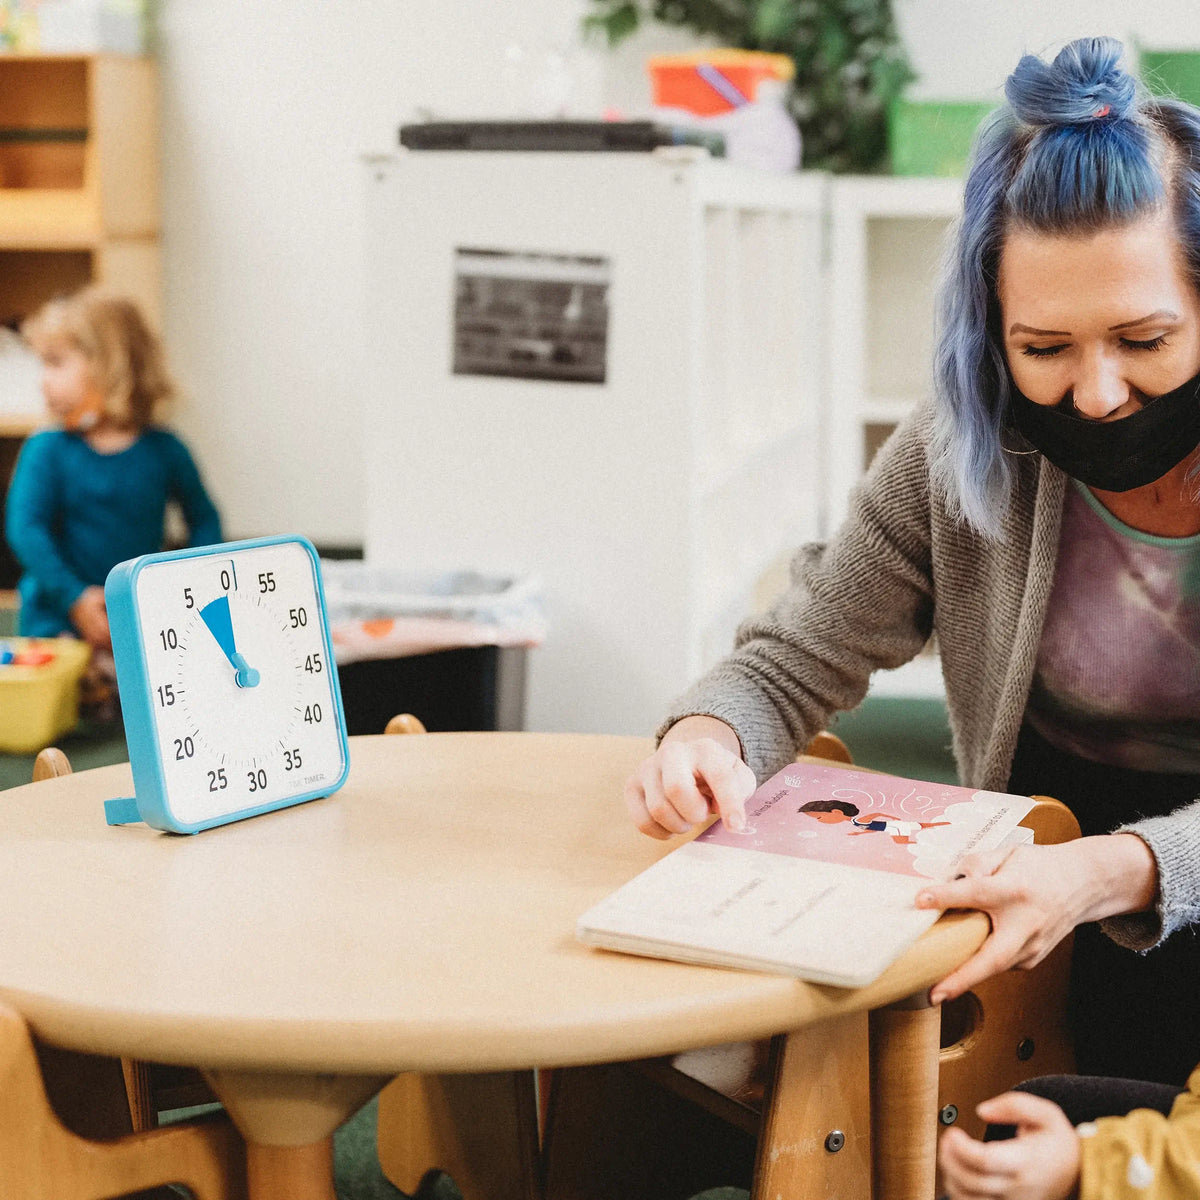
[937,793,1079,1139]
[32,748,72,783]
[384,713,427,736]
[804,731,853,764]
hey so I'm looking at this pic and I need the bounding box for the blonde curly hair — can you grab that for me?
[22,288,174,430]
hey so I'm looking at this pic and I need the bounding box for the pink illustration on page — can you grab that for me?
[698,762,1015,879]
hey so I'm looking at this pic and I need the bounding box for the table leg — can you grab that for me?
[203,1068,391,1200]
[750,1011,872,1200]
[869,992,941,1200]
[246,1139,335,1200]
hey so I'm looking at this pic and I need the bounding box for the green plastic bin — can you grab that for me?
[1140,49,1200,106]
[888,99,995,177]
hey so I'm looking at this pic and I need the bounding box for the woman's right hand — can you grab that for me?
[624,715,757,839]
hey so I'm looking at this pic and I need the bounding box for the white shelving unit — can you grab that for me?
[362,150,827,736]
[826,176,964,701]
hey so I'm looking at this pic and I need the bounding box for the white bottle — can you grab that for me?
[715,80,802,173]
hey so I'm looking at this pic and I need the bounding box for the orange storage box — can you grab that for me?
[648,49,795,117]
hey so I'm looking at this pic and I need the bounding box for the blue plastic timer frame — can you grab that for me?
[104,534,351,834]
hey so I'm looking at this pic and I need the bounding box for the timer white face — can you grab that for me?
[107,537,349,832]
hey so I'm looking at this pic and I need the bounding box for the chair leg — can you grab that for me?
[376,1071,541,1200]
[0,1004,246,1200]
[750,1013,872,1200]
[122,1058,158,1132]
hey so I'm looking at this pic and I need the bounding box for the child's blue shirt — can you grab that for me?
[5,428,223,636]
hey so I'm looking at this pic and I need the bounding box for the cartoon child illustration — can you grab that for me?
[797,799,860,824]
[798,799,949,845]
[849,812,950,845]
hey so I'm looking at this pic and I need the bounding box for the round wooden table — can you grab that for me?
[0,732,997,1200]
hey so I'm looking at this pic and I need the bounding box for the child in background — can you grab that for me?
[5,288,222,714]
[939,1069,1200,1199]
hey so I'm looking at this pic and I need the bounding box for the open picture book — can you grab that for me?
[577,761,1035,988]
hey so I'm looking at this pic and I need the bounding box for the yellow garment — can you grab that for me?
[1080,1065,1200,1198]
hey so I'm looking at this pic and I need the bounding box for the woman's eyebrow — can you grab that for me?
[1008,323,1070,336]
[1108,309,1180,330]
[1008,310,1181,337]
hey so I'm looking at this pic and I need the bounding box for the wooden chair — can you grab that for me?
[374,713,542,1200]
[539,731,1080,1199]
[0,997,246,1200]
[30,749,219,1137]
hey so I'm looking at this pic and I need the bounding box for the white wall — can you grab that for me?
[895,1,1200,101]
[156,2,1200,546]
[156,0,603,545]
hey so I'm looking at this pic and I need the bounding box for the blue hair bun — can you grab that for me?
[1004,36,1136,127]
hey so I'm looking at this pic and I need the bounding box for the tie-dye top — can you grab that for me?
[1025,480,1200,774]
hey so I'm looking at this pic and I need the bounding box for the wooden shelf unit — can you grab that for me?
[0,53,161,591]
[0,54,161,324]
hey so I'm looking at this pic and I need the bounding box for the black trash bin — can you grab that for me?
[320,564,543,736]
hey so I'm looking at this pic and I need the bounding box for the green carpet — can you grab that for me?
[832,695,957,783]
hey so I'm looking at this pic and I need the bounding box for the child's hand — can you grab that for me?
[939,1092,1080,1200]
[69,586,111,650]
[624,715,755,839]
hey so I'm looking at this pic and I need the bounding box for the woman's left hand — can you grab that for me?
[916,833,1157,1005]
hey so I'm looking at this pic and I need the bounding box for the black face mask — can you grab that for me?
[1007,369,1200,491]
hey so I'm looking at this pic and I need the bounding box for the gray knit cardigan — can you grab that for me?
[662,400,1200,951]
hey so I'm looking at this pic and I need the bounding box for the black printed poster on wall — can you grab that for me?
[452,248,610,384]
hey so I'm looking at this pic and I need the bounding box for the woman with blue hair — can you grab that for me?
[625,32,1200,1119]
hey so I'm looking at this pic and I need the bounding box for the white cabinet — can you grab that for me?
[362,150,826,736]
[826,176,963,700]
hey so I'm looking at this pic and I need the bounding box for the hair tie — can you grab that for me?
[1093,104,1111,118]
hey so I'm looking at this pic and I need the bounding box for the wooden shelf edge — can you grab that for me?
[0,190,101,248]
[0,417,41,438]
[0,51,150,63]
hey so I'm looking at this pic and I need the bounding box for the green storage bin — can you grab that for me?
[888,99,995,177]
[1139,49,1200,106]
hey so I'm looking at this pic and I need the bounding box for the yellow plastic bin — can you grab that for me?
[0,637,90,754]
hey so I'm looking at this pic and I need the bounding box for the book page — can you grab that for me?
[698,762,1033,881]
